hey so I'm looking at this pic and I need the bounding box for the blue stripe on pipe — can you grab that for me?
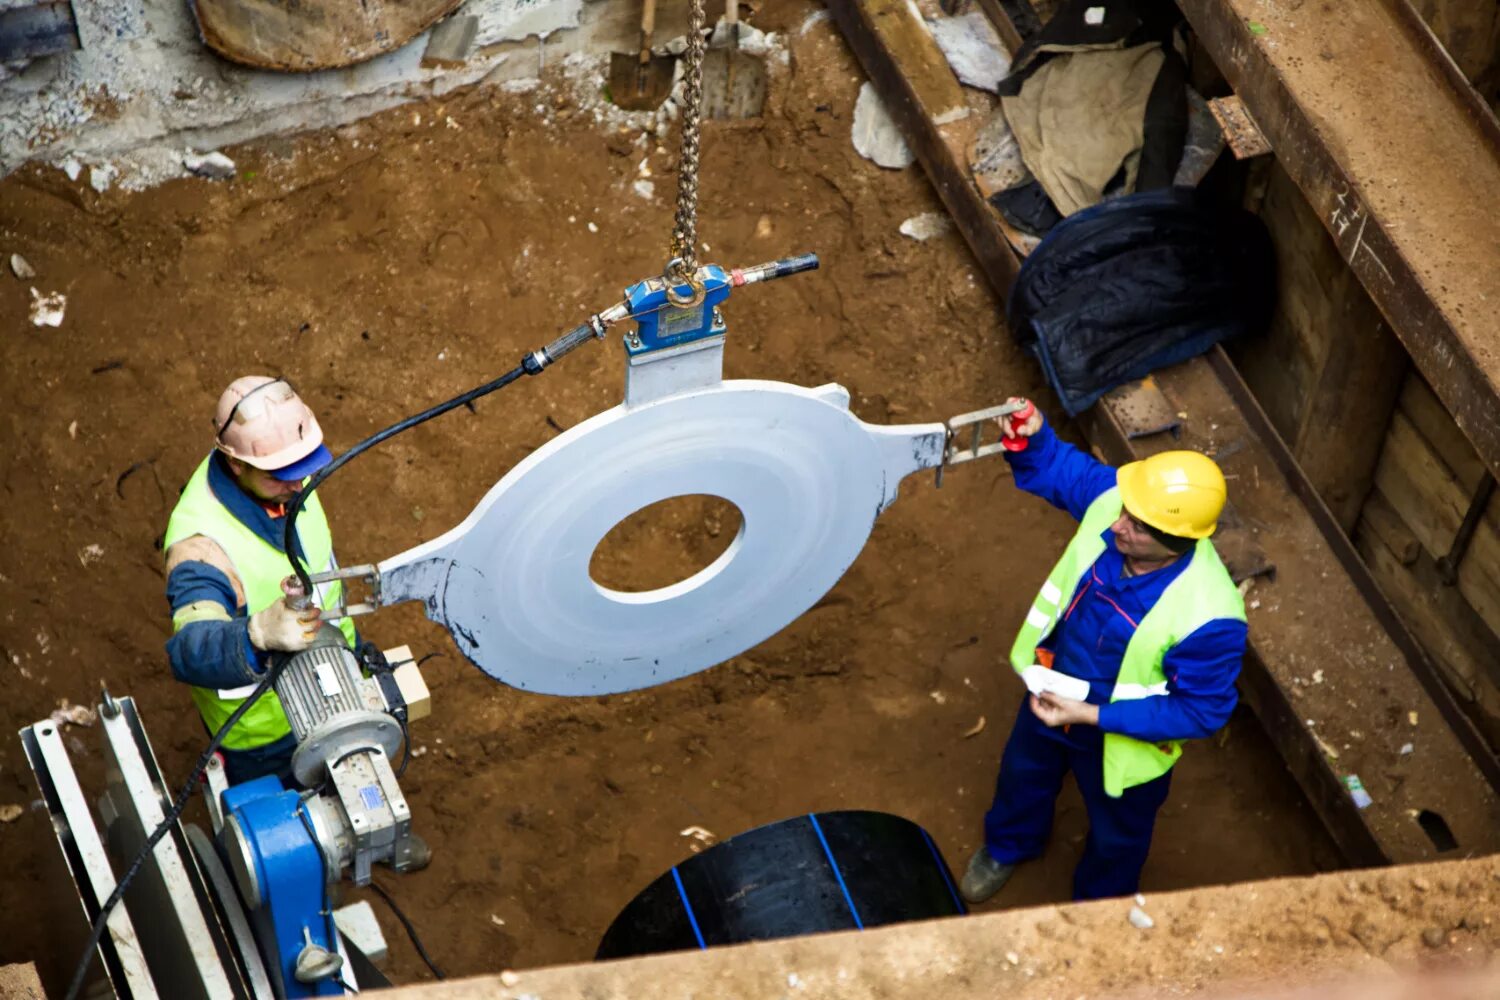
[920,828,967,914]
[807,813,864,930]
[671,866,708,949]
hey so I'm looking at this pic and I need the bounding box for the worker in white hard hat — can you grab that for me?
[162,376,357,787]
[960,398,1246,904]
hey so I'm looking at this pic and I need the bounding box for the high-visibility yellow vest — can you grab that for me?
[164,455,356,750]
[1010,487,1245,796]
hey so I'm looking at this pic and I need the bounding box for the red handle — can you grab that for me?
[1001,401,1036,451]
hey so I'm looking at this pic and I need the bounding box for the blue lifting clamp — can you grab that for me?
[622,254,818,357]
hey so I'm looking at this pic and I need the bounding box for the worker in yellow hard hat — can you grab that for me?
[960,398,1245,904]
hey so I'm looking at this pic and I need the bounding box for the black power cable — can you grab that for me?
[62,322,610,1000]
[367,881,447,980]
[282,311,616,593]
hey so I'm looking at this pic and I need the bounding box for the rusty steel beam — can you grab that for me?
[1178,0,1500,483]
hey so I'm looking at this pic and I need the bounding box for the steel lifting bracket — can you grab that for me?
[308,564,383,620]
[935,400,1028,487]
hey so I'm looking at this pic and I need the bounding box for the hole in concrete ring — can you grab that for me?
[591,494,744,594]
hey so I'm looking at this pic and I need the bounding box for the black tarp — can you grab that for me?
[1007,187,1276,415]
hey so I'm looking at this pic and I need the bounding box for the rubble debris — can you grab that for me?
[680,825,718,846]
[1127,905,1155,929]
[89,162,117,192]
[961,716,986,738]
[0,804,22,823]
[183,150,237,179]
[927,12,1009,92]
[9,253,34,279]
[899,213,953,241]
[49,701,97,728]
[28,288,66,328]
[77,543,104,566]
[851,82,914,170]
[423,14,480,69]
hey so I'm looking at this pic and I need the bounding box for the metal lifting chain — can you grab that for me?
[667,0,707,288]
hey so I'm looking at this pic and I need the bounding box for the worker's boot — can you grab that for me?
[959,846,1015,904]
[391,833,433,873]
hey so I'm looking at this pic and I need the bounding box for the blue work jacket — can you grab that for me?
[1007,423,1246,744]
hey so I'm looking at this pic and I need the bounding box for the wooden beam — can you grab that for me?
[1234,163,1408,532]
[1372,411,1500,634]
[1360,490,1421,566]
[1399,373,1489,493]
[826,0,1020,292]
[1177,0,1500,486]
[1356,511,1500,746]
[1358,503,1500,695]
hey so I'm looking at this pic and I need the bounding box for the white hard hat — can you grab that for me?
[214,376,330,478]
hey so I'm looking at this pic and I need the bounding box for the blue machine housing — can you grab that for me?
[624,265,732,356]
[221,777,344,997]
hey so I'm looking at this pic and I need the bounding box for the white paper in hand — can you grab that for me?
[1021,665,1091,702]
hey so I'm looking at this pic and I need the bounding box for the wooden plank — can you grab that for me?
[836,0,1500,865]
[1356,516,1500,746]
[1231,163,1407,533]
[1359,506,1500,695]
[1408,0,1500,85]
[1179,0,1500,486]
[826,0,1021,292]
[973,0,1029,54]
[1399,373,1488,493]
[1372,411,1500,633]
[1360,490,1420,566]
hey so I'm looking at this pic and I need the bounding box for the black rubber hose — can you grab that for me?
[368,881,447,980]
[282,360,529,595]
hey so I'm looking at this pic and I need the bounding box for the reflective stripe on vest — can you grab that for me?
[164,455,356,750]
[1010,487,1245,797]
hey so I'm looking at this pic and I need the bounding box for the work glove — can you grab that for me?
[248,579,322,653]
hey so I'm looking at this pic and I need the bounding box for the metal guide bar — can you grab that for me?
[21,721,159,998]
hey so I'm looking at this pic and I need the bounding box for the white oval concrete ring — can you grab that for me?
[379,380,945,695]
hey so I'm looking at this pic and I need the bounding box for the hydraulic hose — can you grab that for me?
[281,305,625,594]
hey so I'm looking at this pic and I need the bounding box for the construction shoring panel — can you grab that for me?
[828,0,1500,865]
[1179,0,1500,483]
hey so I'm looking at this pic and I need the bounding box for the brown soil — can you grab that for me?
[0,0,1339,990]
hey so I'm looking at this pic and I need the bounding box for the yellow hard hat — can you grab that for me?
[1117,450,1226,540]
